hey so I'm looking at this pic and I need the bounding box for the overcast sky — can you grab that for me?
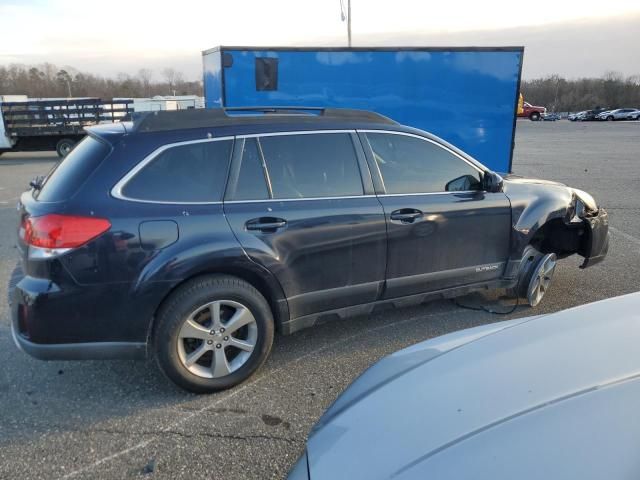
[1,0,639,80]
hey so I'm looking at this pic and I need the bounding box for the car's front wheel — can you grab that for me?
[516,247,557,307]
[529,112,541,121]
[154,275,274,393]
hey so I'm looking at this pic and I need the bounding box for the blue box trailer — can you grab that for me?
[202,46,523,173]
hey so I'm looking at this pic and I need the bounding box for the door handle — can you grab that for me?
[245,217,287,232]
[390,209,423,224]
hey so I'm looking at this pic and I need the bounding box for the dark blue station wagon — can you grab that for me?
[10,108,609,392]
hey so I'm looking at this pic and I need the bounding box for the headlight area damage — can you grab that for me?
[503,176,610,274]
[528,190,609,269]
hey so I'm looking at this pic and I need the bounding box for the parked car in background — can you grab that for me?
[576,108,609,121]
[568,111,585,121]
[626,109,640,120]
[289,293,640,480]
[542,112,560,121]
[596,108,638,121]
[10,108,609,393]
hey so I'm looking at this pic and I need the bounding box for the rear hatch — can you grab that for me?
[16,134,113,273]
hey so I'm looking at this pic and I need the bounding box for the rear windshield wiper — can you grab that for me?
[29,175,45,191]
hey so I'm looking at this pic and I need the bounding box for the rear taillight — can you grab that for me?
[21,214,111,251]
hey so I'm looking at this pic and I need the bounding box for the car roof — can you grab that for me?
[132,107,398,133]
[86,107,489,172]
[87,107,415,144]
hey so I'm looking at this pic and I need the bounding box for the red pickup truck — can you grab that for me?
[517,94,546,121]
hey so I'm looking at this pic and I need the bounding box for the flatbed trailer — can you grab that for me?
[0,97,133,157]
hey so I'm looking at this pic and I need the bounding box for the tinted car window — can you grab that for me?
[366,133,482,194]
[36,136,110,202]
[122,140,232,202]
[259,133,363,199]
[231,138,269,200]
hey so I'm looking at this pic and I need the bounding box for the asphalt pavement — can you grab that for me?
[0,120,639,479]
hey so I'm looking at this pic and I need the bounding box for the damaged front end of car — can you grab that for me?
[571,190,609,268]
[503,177,610,280]
[533,188,609,268]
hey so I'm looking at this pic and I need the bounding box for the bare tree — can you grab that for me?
[161,67,184,95]
[56,69,73,97]
[138,68,153,96]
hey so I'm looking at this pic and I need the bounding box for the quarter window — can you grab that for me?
[121,140,233,202]
[259,133,363,199]
[366,133,482,194]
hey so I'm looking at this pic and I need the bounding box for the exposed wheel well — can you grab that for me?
[529,218,586,259]
[147,268,287,342]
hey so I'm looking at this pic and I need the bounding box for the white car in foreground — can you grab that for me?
[290,293,640,480]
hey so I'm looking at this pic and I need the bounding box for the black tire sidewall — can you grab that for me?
[516,246,543,299]
[56,138,75,157]
[154,276,274,393]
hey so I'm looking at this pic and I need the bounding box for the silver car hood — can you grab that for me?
[305,293,640,480]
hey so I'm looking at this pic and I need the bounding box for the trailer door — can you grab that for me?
[361,131,512,299]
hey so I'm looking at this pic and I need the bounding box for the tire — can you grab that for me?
[607,116,614,121]
[515,246,557,307]
[154,275,274,393]
[529,112,541,121]
[55,138,75,158]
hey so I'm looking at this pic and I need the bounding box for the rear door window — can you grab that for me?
[258,133,363,199]
[120,139,233,202]
[36,136,110,202]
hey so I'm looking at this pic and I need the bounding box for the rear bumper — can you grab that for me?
[11,321,146,360]
[10,266,147,360]
[580,208,610,268]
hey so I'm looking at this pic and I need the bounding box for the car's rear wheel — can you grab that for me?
[529,112,541,121]
[154,275,274,393]
[607,116,614,121]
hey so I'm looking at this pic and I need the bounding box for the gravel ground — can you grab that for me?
[0,120,639,479]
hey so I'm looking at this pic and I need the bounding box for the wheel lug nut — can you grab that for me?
[224,336,229,341]
[216,344,222,349]
[220,328,225,333]
[207,340,213,345]
[210,330,215,335]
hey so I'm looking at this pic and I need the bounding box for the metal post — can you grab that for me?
[347,0,352,47]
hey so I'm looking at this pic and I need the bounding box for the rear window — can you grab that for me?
[259,133,363,199]
[120,139,233,203]
[36,136,110,202]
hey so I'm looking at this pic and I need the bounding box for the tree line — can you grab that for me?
[0,63,202,99]
[1,63,639,113]
[521,72,640,113]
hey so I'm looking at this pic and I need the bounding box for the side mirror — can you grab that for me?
[445,174,480,192]
[482,171,504,193]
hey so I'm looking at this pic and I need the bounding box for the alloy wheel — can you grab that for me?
[177,300,258,378]
[527,253,557,307]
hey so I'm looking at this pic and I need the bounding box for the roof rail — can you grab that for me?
[133,107,397,132]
